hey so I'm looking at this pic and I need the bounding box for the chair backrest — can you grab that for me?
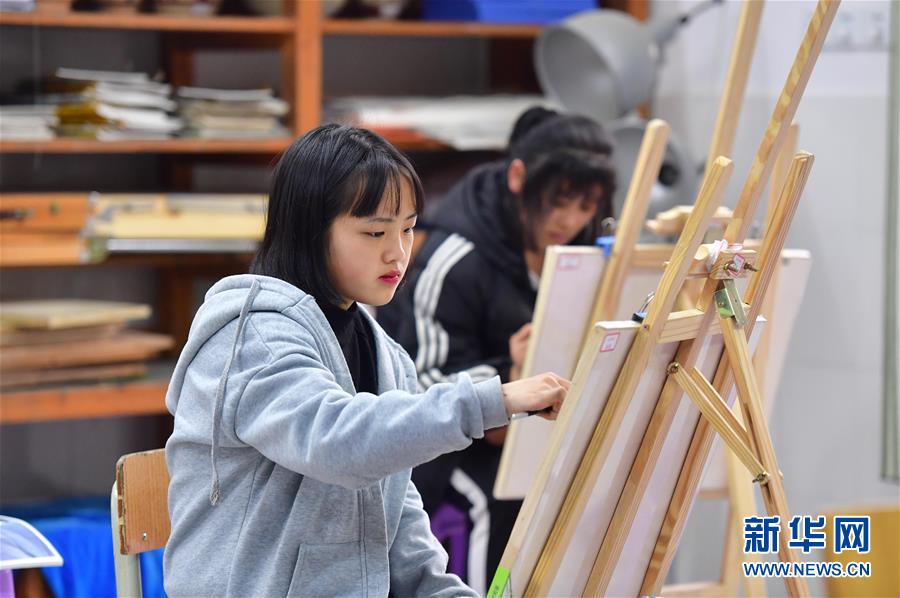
[111,448,170,597]
[115,448,171,555]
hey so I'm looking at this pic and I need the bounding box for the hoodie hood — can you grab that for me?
[166,274,340,504]
[167,274,335,415]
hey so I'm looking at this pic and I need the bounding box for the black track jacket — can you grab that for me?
[378,161,537,389]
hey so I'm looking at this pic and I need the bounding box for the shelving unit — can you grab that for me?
[0,5,568,155]
[0,0,646,423]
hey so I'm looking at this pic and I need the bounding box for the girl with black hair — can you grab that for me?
[163,124,569,597]
[378,107,618,593]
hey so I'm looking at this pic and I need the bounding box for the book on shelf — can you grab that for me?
[87,192,267,240]
[179,125,289,139]
[0,0,35,13]
[52,74,172,98]
[0,299,172,390]
[0,105,58,140]
[176,86,278,102]
[179,97,288,118]
[48,68,180,139]
[176,86,288,139]
[151,0,216,16]
[0,300,152,330]
[3,71,292,141]
[54,68,158,87]
[57,102,181,131]
[82,83,176,111]
[186,114,280,131]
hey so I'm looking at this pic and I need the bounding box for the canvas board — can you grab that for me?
[494,246,606,499]
[517,320,764,597]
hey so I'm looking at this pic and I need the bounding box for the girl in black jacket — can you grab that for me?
[377,108,617,593]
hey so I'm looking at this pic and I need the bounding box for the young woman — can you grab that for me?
[378,107,617,593]
[163,124,569,597]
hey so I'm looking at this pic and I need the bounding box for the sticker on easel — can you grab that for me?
[487,566,512,598]
[600,332,620,352]
[732,254,746,271]
[558,255,581,271]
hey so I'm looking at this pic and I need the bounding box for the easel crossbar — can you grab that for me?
[669,361,768,482]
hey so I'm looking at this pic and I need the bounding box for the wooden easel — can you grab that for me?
[490,1,839,595]
[584,119,670,328]
[492,150,815,598]
[663,122,802,598]
[638,0,839,592]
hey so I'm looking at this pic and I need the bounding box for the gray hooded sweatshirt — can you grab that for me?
[163,274,509,597]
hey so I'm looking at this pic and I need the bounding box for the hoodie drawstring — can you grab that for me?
[209,279,261,506]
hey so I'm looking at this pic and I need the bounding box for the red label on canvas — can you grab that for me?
[558,255,581,271]
[600,332,620,352]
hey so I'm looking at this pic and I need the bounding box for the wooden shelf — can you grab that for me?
[2,250,255,269]
[322,19,541,38]
[0,137,292,154]
[0,377,169,424]
[0,10,295,33]
[0,133,465,154]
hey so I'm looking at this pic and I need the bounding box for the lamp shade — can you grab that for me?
[535,10,657,123]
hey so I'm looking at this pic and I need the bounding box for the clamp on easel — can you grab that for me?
[667,246,773,488]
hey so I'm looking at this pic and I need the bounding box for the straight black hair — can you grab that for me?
[251,124,425,306]
[507,107,618,250]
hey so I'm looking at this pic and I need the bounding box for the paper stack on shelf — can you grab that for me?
[0,0,34,13]
[325,95,556,151]
[176,86,289,139]
[51,68,181,140]
[0,105,57,140]
[84,193,267,254]
[153,0,215,15]
[0,300,173,391]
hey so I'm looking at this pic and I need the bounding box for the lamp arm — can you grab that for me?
[651,0,724,52]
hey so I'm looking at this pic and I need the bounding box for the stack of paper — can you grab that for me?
[325,95,557,151]
[86,193,268,241]
[0,300,173,390]
[52,68,181,140]
[0,105,57,140]
[176,86,289,139]
[0,0,34,13]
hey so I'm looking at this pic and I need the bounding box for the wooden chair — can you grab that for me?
[110,449,170,598]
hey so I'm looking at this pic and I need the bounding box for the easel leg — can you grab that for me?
[725,420,768,597]
[721,319,810,597]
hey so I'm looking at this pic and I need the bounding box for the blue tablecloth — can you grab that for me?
[3,497,164,598]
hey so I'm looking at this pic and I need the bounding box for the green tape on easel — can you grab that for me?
[487,566,512,598]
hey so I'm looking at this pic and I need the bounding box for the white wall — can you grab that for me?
[649,0,898,592]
